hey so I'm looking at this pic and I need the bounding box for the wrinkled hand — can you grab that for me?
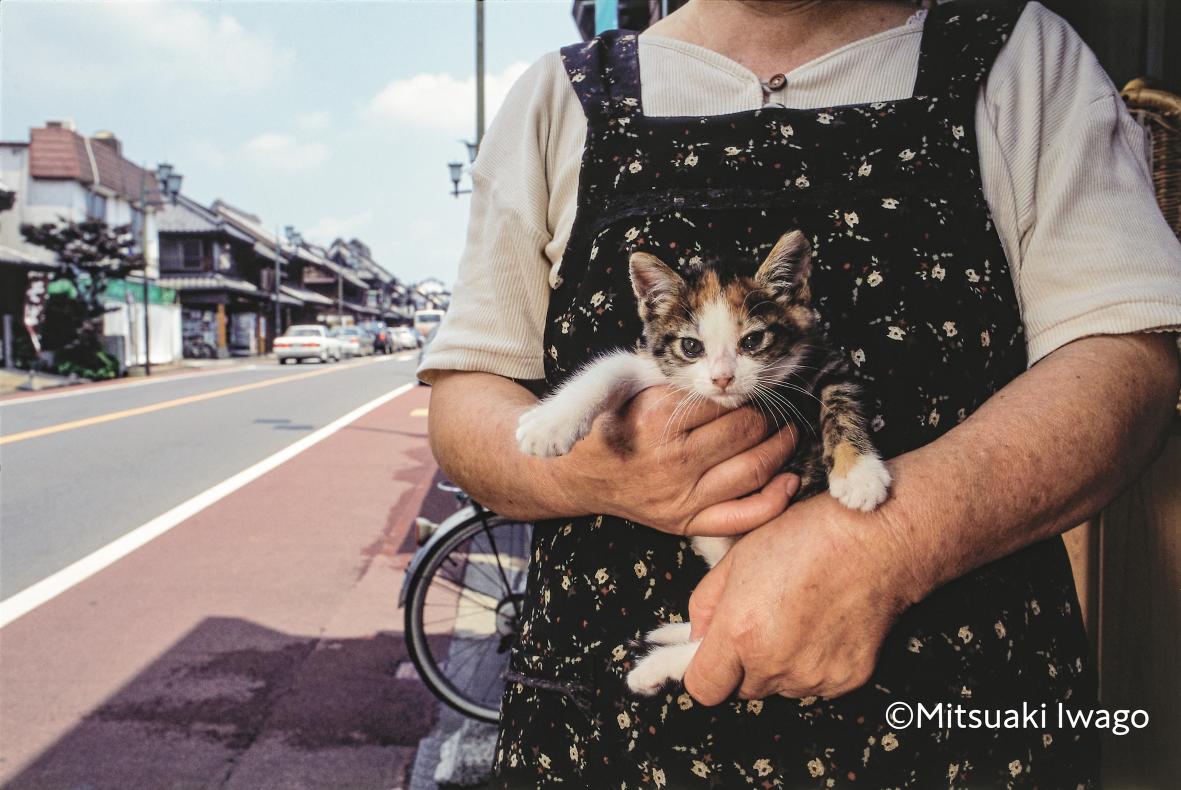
[683,491,924,702]
[556,385,799,536]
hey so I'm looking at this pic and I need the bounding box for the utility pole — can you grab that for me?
[138,168,152,376]
[476,0,485,148]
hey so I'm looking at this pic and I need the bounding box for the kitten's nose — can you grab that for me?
[712,374,733,391]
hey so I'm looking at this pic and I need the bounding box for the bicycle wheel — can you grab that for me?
[404,512,533,723]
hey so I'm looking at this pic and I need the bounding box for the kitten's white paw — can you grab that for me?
[626,640,700,696]
[828,454,892,512]
[515,403,586,457]
[644,621,692,646]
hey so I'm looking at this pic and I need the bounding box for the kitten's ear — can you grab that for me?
[755,230,813,301]
[629,251,684,318]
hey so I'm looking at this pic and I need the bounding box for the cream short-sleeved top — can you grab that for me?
[418,2,1181,384]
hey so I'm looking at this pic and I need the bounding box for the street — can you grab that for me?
[0,354,459,788]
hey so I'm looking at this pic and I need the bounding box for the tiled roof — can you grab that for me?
[281,283,334,306]
[157,273,262,296]
[28,126,162,205]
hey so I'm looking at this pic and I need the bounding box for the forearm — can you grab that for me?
[427,370,582,520]
[881,333,1180,603]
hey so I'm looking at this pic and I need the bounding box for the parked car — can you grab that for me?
[332,326,376,357]
[274,325,341,364]
[392,327,420,350]
[361,321,394,354]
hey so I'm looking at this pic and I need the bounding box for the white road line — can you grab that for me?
[0,381,418,629]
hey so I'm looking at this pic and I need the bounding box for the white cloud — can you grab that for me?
[295,111,333,134]
[240,133,329,172]
[305,211,376,245]
[10,3,293,96]
[363,61,531,135]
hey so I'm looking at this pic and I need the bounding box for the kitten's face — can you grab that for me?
[630,231,817,408]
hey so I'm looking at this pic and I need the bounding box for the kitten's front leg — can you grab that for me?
[819,379,892,511]
[516,351,664,457]
[627,638,701,696]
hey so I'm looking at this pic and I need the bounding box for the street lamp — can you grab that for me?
[137,162,182,376]
[280,225,303,343]
[447,139,479,197]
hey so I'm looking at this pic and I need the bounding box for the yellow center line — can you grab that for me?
[1,359,384,446]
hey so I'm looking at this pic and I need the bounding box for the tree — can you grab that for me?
[20,217,142,379]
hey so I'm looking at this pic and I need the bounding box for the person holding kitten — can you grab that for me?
[419,1,1181,787]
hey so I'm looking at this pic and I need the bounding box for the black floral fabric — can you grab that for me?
[494,3,1097,787]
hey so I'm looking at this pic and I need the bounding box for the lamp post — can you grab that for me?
[446,0,484,196]
[137,162,182,376]
[281,225,303,342]
[447,139,480,197]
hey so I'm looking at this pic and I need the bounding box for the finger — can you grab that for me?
[685,405,778,467]
[684,473,799,537]
[684,629,743,706]
[688,551,733,640]
[692,426,798,505]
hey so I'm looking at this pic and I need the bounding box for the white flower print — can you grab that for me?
[961,685,973,698]
[980,330,991,347]
[929,408,940,427]
[571,72,586,83]
[887,325,906,341]
[754,758,773,777]
[881,733,900,753]
[872,414,885,431]
[899,148,916,161]
[932,263,946,280]
[858,162,872,177]
[653,768,667,788]
[866,270,882,287]
[943,320,957,337]
[871,101,887,110]
[617,711,630,729]
[724,146,741,156]
[590,291,605,307]
[624,227,640,242]
[569,744,579,762]
[1009,759,1023,777]
[689,255,703,266]
[799,696,818,706]
[1048,662,1058,678]
[560,320,571,334]
[881,197,899,209]
[851,348,866,367]
[691,760,710,778]
[780,124,794,138]
[958,625,973,643]
[807,758,825,777]
[1031,598,1041,615]
[684,152,698,167]
[612,644,626,661]
[908,637,922,653]
[795,174,811,188]
[952,124,965,139]
[628,161,642,173]
[595,568,609,584]
[561,574,571,590]
[994,621,1006,638]
[844,211,859,227]
[634,561,647,578]
[1043,733,1053,748]
[539,753,552,770]
[548,345,558,360]
[948,763,960,781]
[677,693,693,710]
[965,268,981,283]
[817,112,834,125]
[746,699,763,715]
[621,97,638,107]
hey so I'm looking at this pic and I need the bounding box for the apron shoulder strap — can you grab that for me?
[914,1,1028,100]
[559,30,645,127]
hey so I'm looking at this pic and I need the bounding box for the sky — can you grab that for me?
[0,0,580,287]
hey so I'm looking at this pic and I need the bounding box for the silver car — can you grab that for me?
[332,326,376,357]
[274,325,341,364]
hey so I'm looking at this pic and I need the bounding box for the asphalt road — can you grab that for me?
[0,354,421,600]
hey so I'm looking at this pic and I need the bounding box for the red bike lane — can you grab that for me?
[0,384,453,789]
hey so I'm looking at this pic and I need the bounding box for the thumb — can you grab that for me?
[683,625,743,707]
[688,549,732,641]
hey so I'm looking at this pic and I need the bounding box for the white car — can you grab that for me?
[274,324,341,364]
[392,327,419,350]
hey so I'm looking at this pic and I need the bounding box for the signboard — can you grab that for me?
[23,272,49,353]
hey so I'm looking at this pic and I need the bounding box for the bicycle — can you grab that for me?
[399,481,533,723]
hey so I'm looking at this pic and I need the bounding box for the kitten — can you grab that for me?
[516,230,891,695]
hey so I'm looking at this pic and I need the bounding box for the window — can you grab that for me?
[85,191,107,220]
[161,238,206,270]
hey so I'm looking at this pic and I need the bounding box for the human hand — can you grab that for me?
[554,385,799,536]
[682,491,924,703]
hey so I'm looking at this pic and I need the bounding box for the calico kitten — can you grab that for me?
[515,230,891,695]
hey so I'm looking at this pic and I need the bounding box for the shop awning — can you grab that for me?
[157,273,263,297]
[280,283,334,307]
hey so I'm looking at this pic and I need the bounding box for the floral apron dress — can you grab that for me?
[495,3,1096,787]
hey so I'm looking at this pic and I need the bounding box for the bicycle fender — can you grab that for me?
[398,503,483,608]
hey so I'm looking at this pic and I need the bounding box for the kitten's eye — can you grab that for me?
[740,331,765,352]
[680,337,704,358]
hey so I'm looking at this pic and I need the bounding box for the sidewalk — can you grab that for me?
[0,355,266,396]
[0,384,460,789]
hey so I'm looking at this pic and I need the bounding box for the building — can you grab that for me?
[0,121,181,368]
[326,238,413,325]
